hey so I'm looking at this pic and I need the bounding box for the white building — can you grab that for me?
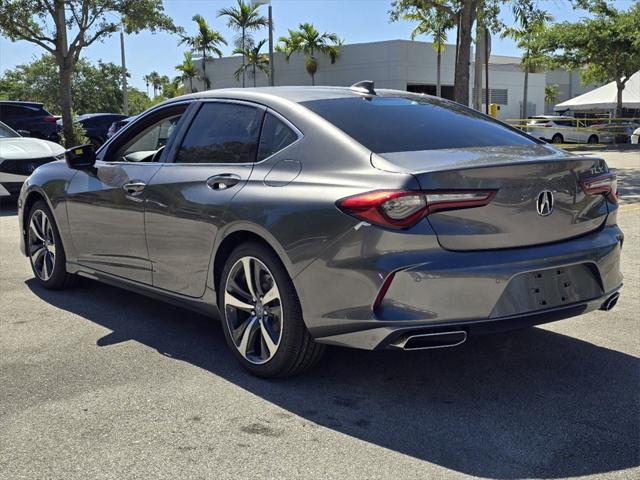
[194,39,550,121]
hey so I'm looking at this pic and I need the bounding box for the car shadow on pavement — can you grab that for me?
[26,278,639,479]
[614,167,640,206]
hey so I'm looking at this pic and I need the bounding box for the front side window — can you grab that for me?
[0,122,18,138]
[257,112,299,161]
[111,114,183,162]
[301,95,538,153]
[176,102,263,164]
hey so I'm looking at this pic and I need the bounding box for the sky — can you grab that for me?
[0,0,636,92]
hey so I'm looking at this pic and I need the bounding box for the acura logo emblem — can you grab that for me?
[536,191,554,216]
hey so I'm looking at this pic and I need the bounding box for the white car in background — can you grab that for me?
[631,127,640,144]
[526,115,615,144]
[0,121,65,198]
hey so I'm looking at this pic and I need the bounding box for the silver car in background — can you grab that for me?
[527,115,615,144]
[17,84,623,377]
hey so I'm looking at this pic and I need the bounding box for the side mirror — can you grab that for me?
[65,144,96,170]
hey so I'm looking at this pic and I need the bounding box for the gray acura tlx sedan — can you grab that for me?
[17,84,623,377]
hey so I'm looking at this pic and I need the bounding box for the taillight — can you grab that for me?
[43,116,57,123]
[337,189,496,229]
[580,173,618,203]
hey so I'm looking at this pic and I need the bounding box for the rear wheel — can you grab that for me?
[219,242,324,377]
[551,133,564,144]
[27,200,77,289]
[587,134,599,144]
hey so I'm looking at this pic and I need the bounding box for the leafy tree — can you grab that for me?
[390,0,507,106]
[179,14,226,89]
[128,88,155,115]
[538,1,640,116]
[161,77,184,98]
[217,0,268,88]
[0,0,177,145]
[501,0,552,118]
[0,54,125,114]
[233,39,269,87]
[176,51,199,92]
[277,23,341,86]
[392,0,456,97]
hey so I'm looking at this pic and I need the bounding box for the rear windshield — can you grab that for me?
[301,95,538,153]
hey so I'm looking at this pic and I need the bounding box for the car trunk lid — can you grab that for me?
[373,144,611,250]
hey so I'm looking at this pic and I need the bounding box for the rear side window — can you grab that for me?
[176,102,263,164]
[301,96,538,153]
[257,112,299,161]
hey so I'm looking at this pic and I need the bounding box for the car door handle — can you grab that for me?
[122,180,146,195]
[207,174,241,190]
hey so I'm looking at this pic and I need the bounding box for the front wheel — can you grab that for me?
[219,242,324,377]
[27,200,77,289]
[587,134,599,144]
[551,133,564,144]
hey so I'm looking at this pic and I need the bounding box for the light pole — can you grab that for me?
[120,23,129,115]
[252,0,274,86]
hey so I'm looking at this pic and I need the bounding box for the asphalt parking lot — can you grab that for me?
[1,149,638,479]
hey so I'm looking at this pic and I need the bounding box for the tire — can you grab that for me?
[551,133,564,144]
[587,135,598,144]
[26,200,77,289]
[218,241,324,377]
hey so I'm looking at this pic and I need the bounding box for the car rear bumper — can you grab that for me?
[295,223,623,350]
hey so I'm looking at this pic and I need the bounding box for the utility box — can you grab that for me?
[489,103,501,118]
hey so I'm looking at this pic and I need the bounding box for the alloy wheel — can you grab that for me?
[29,209,56,281]
[224,256,283,364]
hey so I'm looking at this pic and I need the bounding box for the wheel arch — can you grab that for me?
[210,225,294,300]
[21,188,54,254]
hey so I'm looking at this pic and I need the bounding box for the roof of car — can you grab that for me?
[0,100,45,108]
[178,85,430,105]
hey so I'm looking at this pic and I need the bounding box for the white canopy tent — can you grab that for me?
[555,71,640,112]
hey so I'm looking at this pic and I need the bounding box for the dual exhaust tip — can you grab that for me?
[600,292,620,311]
[391,330,467,351]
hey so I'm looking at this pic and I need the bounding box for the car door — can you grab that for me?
[65,102,192,284]
[144,100,265,297]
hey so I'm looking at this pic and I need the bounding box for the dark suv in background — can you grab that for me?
[0,101,59,140]
[57,113,128,149]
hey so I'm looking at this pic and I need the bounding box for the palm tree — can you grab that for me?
[176,51,199,93]
[233,39,269,87]
[544,83,560,111]
[146,71,161,97]
[401,4,455,98]
[179,14,227,89]
[502,2,552,118]
[217,0,268,88]
[277,23,342,86]
[143,74,152,96]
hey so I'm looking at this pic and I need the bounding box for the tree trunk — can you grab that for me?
[473,23,484,111]
[454,0,477,106]
[59,64,74,146]
[311,72,315,86]
[241,28,246,88]
[253,64,257,87]
[52,1,75,146]
[202,48,209,89]
[436,47,442,97]
[615,79,624,117]
[522,48,530,119]
[189,78,193,92]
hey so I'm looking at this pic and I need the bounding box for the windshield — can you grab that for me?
[0,122,19,138]
[301,95,538,153]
